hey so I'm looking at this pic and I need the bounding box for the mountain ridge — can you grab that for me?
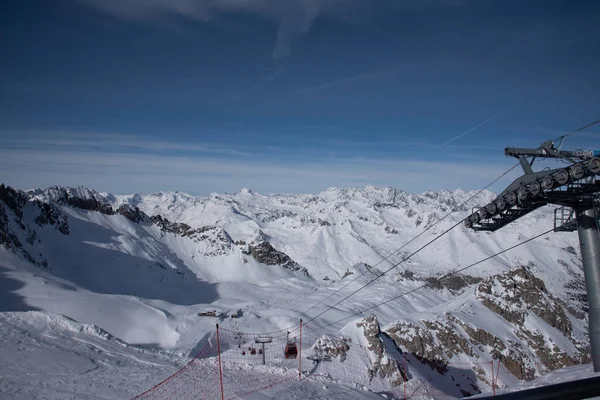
[0,182,592,397]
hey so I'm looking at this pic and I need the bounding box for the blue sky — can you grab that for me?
[1,0,599,195]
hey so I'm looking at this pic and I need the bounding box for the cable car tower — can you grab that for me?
[465,135,600,370]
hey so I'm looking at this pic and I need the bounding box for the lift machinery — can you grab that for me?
[465,137,600,370]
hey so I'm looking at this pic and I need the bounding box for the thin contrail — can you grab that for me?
[442,110,505,146]
[234,66,285,100]
[296,67,396,94]
[297,74,365,94]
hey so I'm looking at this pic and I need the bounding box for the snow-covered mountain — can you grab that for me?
[0,183,591,398]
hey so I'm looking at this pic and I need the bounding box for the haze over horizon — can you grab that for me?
[1,0,599,195]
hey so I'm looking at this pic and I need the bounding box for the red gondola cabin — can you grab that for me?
[284,342,298,359]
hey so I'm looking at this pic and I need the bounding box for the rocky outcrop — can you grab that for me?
[242,231,309,276]
[396,268,482,295]
[0,185,55,269]
[385,321,448,373]
[385,267,590,384]
[28,186,114,215]
[151,215,193,235]
[0,184,27,218]
[117,204,152,224]
[310,335,351,362]
[477,267,572,337]
[261,209,297,223]
[426,273,483,294]
[188,226,233,257]
[0,201,25,253]
[34,202,70,235]
[356,316,406,386]
[152,215,233,256]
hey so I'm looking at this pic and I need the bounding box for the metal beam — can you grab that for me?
[469,375,600,400]
[576,207,600,371]
[518,155,534,174]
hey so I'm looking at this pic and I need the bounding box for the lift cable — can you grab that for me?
[316,227,553,330]
[295,163,520,324]
[555,119,600,152]
[295,119,599,328]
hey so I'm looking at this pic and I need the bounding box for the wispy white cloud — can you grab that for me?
[77,0,364,59]
[2,132,257,158]
[0,136,517,195]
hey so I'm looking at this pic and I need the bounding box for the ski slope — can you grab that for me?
[0,184,592,399]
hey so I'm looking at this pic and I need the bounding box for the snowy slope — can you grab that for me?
[0,311,182,400]
[107,186,578,284]
[0,311,390,400]
[0,183,592,398]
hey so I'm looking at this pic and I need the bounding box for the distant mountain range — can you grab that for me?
[0,183,591,396]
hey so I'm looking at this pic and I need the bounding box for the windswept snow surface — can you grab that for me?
[0,311,181,400]
[0,184,592,399]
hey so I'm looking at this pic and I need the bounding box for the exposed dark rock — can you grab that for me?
[357,316,406,386]
[189,226,233,257]
[34,201,70,235]
[424,318,477,359]
[29,186,114,215]
[310,335,351,362]
[151,215,192,235]
[385,321,448,373]
[261,209,297,223]
[563,279,588,319]
[477,267,572,337]
[152,215,233,256]
[385,226,399,234]
[241,233,309,276]
[415,215,423,227]
[562,246,577,255]
[0,184,27,218]
[425,274,483,294]
[396,269,482,294]
[117,204,152,224]
[396,269,417,281]
[0,186,51,269]
[0,202,23,251]
[445,315,537,381]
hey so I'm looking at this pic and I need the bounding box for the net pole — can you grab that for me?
[491,360,496,396]
[216,324,225,400]
[495,359,501,393]
[404,352,407,400]
[299,319,303,381]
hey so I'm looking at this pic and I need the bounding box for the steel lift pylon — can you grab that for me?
[465,138,600,370]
